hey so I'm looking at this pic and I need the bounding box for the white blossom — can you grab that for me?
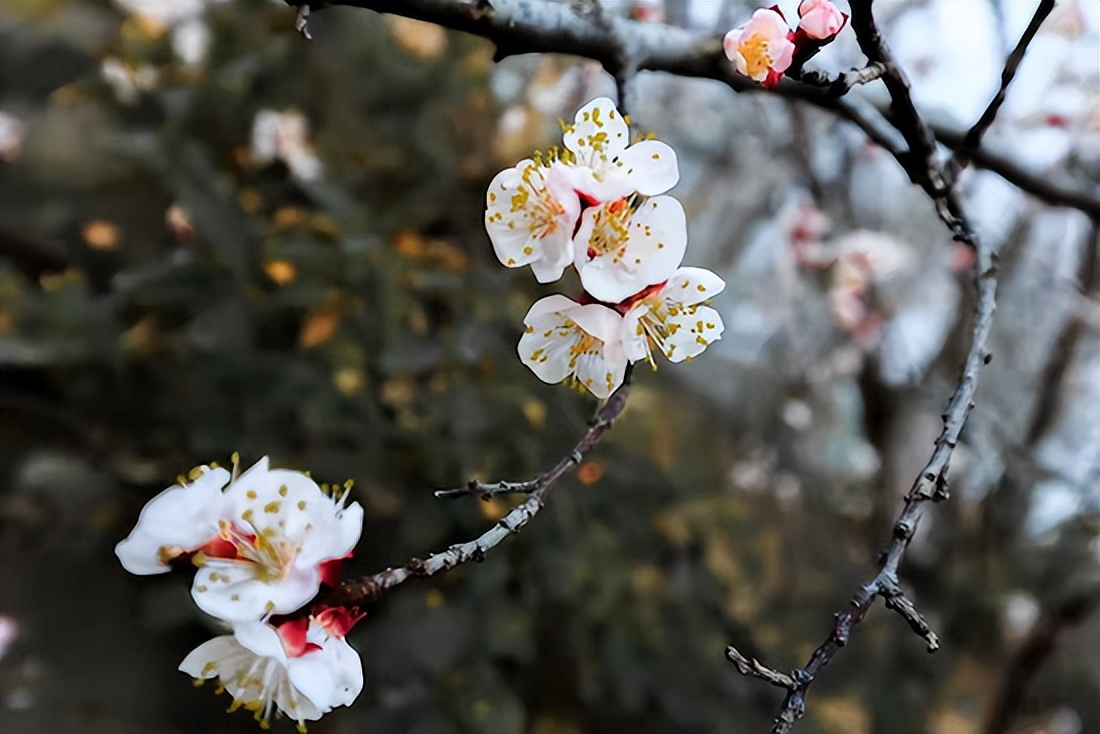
[485,159,581,282]
[621,267,725,365]
[190,458,363,622]
[518,295,629,399]
[573,195,687,304]
[116,458,363,622]
[561,97,679,202]
[180,619,362,732]
[251,110,325,182]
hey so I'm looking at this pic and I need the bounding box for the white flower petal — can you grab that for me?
[665,266,726,307]
[114,466,231,575]
[608,140,679,196]
[663,304,724,362]
[563,97,629,166]
[620,308,650,363]
[288,635,364,711]
[299,501,363,567]
[518,310,578,386]
[193,561,321,621]
[517,297,628,398]
[233,622,288,662]
[178,635,244,679]
[572,336,627,399]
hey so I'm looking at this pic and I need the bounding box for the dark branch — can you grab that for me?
[932,123,1100,219]
[725,647,797,691]
[795,62,888,97]
[949,0,1056,176]
[752,236,998,734]
[315,380,631,609]
[279,2,1061,731]
[286,0,1099,219]
[847,0,966,237]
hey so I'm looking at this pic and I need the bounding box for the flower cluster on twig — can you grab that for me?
[486,96,725,398]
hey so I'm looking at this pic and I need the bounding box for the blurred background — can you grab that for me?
[0,1,1097,733]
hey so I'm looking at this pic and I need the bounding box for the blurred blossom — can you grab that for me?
[251,110,325,181]
[0,616,17,661]
[1026,479,1086,540]
[1002,591,1041,644]
[114,0,221,26]
[825,230,915,336]
[172,18,212,67]
[890,0,1099,171]
[889,2,1003,124]
[0,111,24,162]
[101,58,160,104]
[629,0,664,24]
[115,0,224,66]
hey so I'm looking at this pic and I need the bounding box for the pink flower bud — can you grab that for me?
[797,0,847,40]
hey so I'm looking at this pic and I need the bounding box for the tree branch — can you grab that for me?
[285,0,1097,220]
[949,0,1056,177]
[314,379,631,609]
[280,2,1074,731]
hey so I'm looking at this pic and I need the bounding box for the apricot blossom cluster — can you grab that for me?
[485,97,726,398]
[724,0,848,88]
[116,457,365,731]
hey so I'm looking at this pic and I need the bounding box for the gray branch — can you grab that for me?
[287,0,1098,218]
[280,2,1067,731]
[315,379,631,609]
[949,0,1057,177]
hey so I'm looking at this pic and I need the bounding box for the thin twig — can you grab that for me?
[949,0,1056,178]
[796,62,887,97]
[315,379,631,609]
[282,0,1099,220]
[754,232,998,734]
[724,647,797,691]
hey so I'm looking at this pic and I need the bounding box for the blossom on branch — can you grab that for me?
[180,616,363,731]
[620,267,726,365]
[485,159,581,283]
[723,8,796,88]
[573,195,687,304]
[190,458,363,621]
[562,97,679,202]
[116,457,364,622]
[518,295,628,399]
